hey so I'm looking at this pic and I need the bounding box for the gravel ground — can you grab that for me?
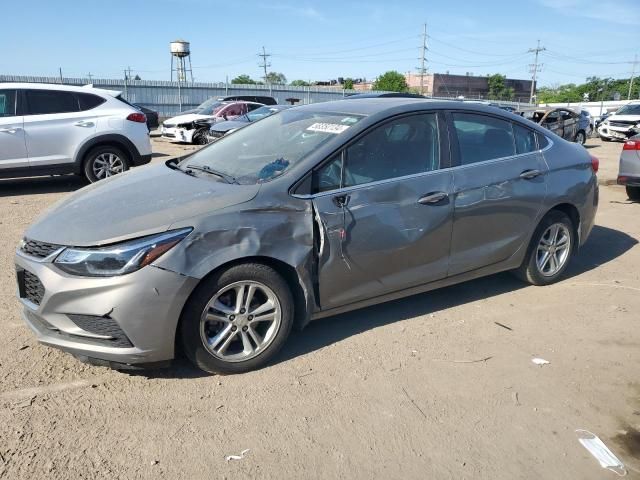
[0,137,638,479]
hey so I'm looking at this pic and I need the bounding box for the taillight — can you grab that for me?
[623,139,640,150]
[126,112,147,123]
[590,155,599,174]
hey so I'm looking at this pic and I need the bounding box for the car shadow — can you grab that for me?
[138,225,637,378]
[0,175,86,197]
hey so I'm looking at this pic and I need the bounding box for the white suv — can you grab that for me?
[0,83,152,182]
[597,101,640,142]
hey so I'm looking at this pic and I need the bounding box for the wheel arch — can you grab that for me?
[546,202,581,243]
[74,134,138,174]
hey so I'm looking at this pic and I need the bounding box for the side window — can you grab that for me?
[343,113,439,187]
[247,103,262,112]
[25,90,79,115]
[313,153,342,193]
[545,111,559,124]
[513,123,537,154]
[0,90,16,117]
[77,93,106,111]
[452,113,515,165]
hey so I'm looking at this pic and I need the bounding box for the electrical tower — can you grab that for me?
[258,46,272,84]
[528,40,545,104]
[629,54,638,100]
[416,24,428,95]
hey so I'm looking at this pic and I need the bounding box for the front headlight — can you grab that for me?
[54,228,192,277]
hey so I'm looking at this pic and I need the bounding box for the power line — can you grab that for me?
[258,46,271,83]
[426,34,527,57]
[528,40,545,103]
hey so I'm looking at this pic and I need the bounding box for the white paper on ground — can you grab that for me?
[531,357,550,365]
[576,430,626,476]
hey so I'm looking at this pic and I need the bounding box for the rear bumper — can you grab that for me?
[618,175,640,186]
[15,251,199,366]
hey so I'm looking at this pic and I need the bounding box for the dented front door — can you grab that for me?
[312,171,454,310]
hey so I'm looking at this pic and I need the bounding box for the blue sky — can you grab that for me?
[2,0,636,86]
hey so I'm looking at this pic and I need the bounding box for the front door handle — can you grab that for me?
[418,191,448,205]
[0,127,21,134]
[74,121,95,127]
[520,169,542,180]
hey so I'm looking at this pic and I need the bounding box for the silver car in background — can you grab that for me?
[15,99,599,374]
[618,133,640,201]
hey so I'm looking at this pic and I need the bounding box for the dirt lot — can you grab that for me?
[0,138,638,479]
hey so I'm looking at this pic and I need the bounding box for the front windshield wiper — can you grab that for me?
[185,164,238,184]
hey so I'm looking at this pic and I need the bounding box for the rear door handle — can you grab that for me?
[74,121,95,127]
[0,127,21,133]
[520,169,542,180]
[418,191,448,205]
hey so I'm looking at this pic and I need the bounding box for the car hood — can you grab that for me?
[608,115,640,122]
[164,113,213,125]
[211,119,248,132]
[25,163,260,246]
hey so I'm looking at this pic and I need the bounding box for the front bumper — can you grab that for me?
[598,125,635,141]
[15,251,198,366]
[161,126,195,143]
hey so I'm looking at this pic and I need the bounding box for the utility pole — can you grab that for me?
[58,67,63,83]
[528,40,545,104]
[123,69,128,101]
[628,54,638,100]
[416,23,428,95]
[258,46,271,84]
[87,72,93,82]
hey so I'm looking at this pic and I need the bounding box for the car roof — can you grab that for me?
[291,97,507,117]
[0,82,121,97]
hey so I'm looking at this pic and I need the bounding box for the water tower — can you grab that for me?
[170,39,193,83]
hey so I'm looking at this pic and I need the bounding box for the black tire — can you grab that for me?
[575,130,586,145]
[627,186,640,201]
[514,210,576,286]
[192,129,209,145]
[180,263,294,374]
[601,136,611,142]
[83,145,129,183]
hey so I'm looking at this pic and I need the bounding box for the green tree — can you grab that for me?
[266,72,287,84]
[343,78,354,90]
[487,74,514,100]
[290,79,310,86]
[372,71,408,92]
[231,74,258,85]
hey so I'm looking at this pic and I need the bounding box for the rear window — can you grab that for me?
[0,89,16,117]
[25,90,79,115]
[78,92,106,111]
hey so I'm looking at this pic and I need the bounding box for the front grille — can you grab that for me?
[67,314,134,348]
[21,238,62,259]
[610,120,636,128]
[23,270,45,305]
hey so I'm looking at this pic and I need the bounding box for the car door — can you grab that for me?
[0,88,29,170]
[22,89,97,168]
[311,112,454,309]
[448,112,547,276]
[542,110,563,137]
[560,110,578,140]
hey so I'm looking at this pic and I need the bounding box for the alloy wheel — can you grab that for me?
[536,223,571,277]
[93,153,125,179]
[199,281,282,362]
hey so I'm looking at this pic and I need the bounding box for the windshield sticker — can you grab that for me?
[341,117,359,124]
[306,123,350,134]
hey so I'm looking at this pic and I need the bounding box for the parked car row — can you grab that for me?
[519,107,589,145]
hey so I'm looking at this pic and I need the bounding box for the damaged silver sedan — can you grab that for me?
[15,99,599,374]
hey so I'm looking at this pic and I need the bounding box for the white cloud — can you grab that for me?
[537,0,638,25]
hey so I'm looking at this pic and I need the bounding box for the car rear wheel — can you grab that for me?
[514,210,575,286]
[627,186,640,201]
[180,263,294,374]
[575,130,586,145]
[83,146,129,183]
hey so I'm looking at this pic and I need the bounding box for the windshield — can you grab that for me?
[198,102,226,115]
[616,104,640,116]
[246,106,278,122]
[183,109,363,184]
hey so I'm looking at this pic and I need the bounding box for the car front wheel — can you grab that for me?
[575,130,586,145]
[514,210,575,286]
[180,263,294,374]
[84,146,129,182]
